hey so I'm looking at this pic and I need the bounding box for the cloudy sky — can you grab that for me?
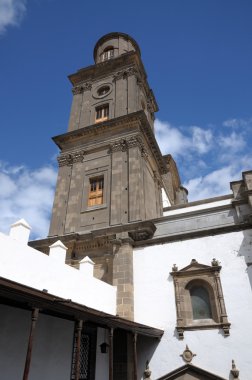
[0,0,251,238]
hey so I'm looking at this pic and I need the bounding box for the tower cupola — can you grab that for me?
[93,32,141,64]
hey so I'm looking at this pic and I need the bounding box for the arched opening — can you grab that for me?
[101,46,114,61]
[190,285,212,320]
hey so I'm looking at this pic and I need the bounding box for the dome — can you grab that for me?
[93,32,141,64]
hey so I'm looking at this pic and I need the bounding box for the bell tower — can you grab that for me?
[31,33,187,321]
[49,32,166,237]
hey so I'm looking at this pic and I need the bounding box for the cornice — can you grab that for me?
[68,53,158,112]
[53,111,167,174]
[68,52,143,86]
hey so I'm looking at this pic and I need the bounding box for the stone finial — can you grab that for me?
[143,360,152,379]
[190,259,198,264]
[230,360,240,379]
[79,256,95,277]
[9,219,31,244]
[180,345,196,363]
[172,264,178,272]
[211,258,219,266]
[49,240,67,264]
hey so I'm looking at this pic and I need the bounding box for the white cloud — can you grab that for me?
[191,126,213,154]
[155,117,251,202]
[0,0,27,35]
[223,117,252,129]
[155,119,213,157]
[0,162,57,239]
[154,119,190,157]
[219,132,245,152]
[184,165,241,201]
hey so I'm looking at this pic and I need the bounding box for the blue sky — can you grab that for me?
[0,0,251,238]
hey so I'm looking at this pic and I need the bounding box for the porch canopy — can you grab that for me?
[0,276,163,339]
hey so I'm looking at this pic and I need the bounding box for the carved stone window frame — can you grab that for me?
[81,167,109,213]
[171,259,230,340]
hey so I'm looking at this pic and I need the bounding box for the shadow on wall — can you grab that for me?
[238,229,252,291]
[137,335,160,379]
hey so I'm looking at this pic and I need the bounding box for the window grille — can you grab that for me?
[71,333,90,380]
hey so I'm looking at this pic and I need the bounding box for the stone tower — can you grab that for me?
[31,32,187,320]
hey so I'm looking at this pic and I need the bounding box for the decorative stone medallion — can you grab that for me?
[180,345,196,363]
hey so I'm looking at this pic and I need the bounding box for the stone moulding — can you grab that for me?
[29,221,157,254]
[53,111,167,174]
[156,363,228,380]
[171,259,231,340]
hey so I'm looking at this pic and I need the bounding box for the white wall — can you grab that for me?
[0,305,74,380]
[95,327,109,380]
[0,231,116,315]
[134,229,252,379]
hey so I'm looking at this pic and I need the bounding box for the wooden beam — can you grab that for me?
[23,308,39,380]
[109,327,114,380]
[133,332,138,380]
[75,320,83,380]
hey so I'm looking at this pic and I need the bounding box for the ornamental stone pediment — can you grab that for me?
[156,363,227,380]
[171,259,221,276]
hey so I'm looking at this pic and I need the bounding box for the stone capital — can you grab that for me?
[72,82,92,95]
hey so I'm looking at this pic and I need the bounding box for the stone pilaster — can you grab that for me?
[112,237,134,320]
[49,160,72,236]
[128,137,145,222]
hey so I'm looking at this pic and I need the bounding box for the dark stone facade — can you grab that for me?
[31,32,186,320]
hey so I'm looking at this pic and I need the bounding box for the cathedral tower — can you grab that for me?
[31,33,186,320]
[49,32,166,237]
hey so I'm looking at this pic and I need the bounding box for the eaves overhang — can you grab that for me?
[0,276,163,339]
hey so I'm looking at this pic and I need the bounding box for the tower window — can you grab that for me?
[97,86,110,97]
[95,104,109,123]
[88,177,104,207]
[101,48,114,61]
[171,259,230,339]
[190,286,212,320]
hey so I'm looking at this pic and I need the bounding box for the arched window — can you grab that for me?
[101,47,114,62]
[171,259,230,339]
[190,286,212,320]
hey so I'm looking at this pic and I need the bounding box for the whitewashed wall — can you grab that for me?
[0,224,116,315]
[95,327,110,380]
[0,304,74,380]
[134,229,252,379]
